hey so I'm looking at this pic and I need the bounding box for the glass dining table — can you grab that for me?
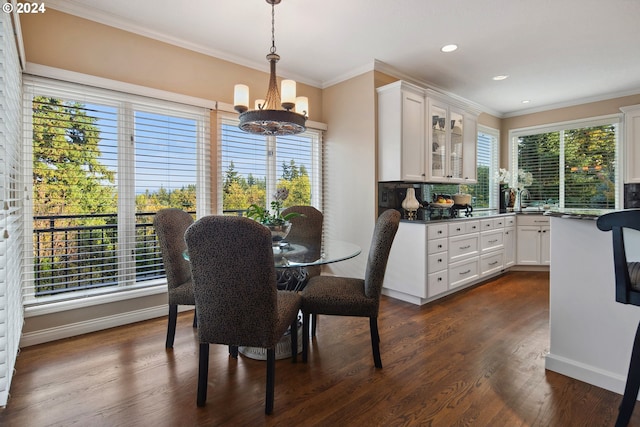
[183,238,361,291]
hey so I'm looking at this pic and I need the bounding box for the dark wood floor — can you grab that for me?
[0,271,636,426]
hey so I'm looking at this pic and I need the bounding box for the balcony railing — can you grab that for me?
[32,210,245,297]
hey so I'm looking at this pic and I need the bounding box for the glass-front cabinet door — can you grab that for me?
[429,101,448,181]
[449,108,464,181]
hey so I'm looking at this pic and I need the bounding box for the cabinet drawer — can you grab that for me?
[448,234,479,262]
[493,217,505,228]
[449,258,479,289]
[480,251,504,276]
[480,218,494,231]
[480,229,504,252]
[428,270,448,297]
[428,238,448,254]
[448,222,467,236]
[517,214,549,226]
[428,224,448,239]
[465,221,480,233]
[504,215,516,227]
[428,251,448,273]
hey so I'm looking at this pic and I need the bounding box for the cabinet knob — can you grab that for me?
[456,227,461,231]
[438,277,442,281]
[438,244,442,248]
[438,258,442,262]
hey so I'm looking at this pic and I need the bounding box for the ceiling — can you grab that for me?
[44,0,640,117]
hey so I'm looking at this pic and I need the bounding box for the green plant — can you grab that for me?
[245,187,304,225]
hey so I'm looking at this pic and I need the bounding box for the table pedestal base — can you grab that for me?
[238,324,303,360]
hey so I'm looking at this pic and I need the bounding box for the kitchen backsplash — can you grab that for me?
[625,183,640,208]
[378,182,463,220]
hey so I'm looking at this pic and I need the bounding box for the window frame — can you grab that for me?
[22,72,212,314]
[509,114,621,209]
[217,112,323,215]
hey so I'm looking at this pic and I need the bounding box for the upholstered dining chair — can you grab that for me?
[281,205,323,332]
[184,215,302,414]
[153,208,197,349]
[301,209,400,368]
[597,209,640,427]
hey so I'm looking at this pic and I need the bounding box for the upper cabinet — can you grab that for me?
[621,104,640,183]
[377,81,479,183]
[378,81,426,182]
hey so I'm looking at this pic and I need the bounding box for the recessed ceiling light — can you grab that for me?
[440,44,458,53]
[492,75,509,81]
[522,100,531,104]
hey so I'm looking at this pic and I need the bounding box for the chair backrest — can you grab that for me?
[281,206,323,272]
[596,209,640,306]
[364,209,401,301]
[184,215,280,347]
[154,208,194,290]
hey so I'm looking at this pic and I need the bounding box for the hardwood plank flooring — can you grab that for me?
[1,271,636,426]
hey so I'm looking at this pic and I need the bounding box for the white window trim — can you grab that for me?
[22,69,211,314]
[508,113,622,208]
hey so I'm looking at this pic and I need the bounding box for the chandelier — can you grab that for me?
[233,0,308,136]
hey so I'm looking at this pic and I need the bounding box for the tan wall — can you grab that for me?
[321,71,377,279]
[20,9,323,120]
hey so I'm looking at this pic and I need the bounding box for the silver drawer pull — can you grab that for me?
[534,220,548,223]
[459,269,471,275]
[488,239,498,243]
[489,261,498,266]
[460,245,471,249]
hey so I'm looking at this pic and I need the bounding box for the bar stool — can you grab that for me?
[597,209,640,427]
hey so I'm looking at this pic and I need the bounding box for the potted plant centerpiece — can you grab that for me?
[246,187,304,245]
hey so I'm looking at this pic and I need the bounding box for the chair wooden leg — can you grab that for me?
[291,317,298,363]
[312,314,317,337]
[229,345,238,358]
[302,312,310,363]
[616,321,640,427]
[197,343,209,407]
[192,307,197,328]
[166,304,178,348]
[265,348,275,415]
[370,317,382,369]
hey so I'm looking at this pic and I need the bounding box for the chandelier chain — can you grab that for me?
[270,2,276,54]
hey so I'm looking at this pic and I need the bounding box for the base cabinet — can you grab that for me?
[516,215,550,265]
[382,214,515,305]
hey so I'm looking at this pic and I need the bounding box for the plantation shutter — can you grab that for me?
[22,76,210,306]
[0,11,25,406]
[474,128,499,209]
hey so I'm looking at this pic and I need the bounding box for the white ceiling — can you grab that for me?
[44,0,640,117]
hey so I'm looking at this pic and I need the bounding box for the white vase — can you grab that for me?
[401,187,420,220]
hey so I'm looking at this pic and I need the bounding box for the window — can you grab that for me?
[23,77,210,306]
[510,116,619,209]
[219,116,322,215]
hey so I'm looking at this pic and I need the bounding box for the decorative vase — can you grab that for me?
[401,187,420,220]
[265,222,292,246]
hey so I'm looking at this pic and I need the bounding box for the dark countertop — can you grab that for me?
[543,208,616,220]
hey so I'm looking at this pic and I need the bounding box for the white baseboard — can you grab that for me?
[20,305,194,347]
[545,352,628,397]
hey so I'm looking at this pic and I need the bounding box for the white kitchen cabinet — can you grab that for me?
[377,81,478,183]
[503,226,516,267]
[516,215,550,265]
[377,81,426,181]
[621,104,640,183]
[427,93,478,184]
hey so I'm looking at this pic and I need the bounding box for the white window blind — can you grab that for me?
[0,11,24,407]
[511,116,619,209]
[219,116,322,214]
[22,77,210,306]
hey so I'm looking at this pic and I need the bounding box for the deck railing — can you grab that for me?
[32,210,243,297]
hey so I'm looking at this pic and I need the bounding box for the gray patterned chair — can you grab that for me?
[301,209,400,368]
[184,215,302,414]
[153,208,197,349]
[281,206,323,331]
[597,209,640,426]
